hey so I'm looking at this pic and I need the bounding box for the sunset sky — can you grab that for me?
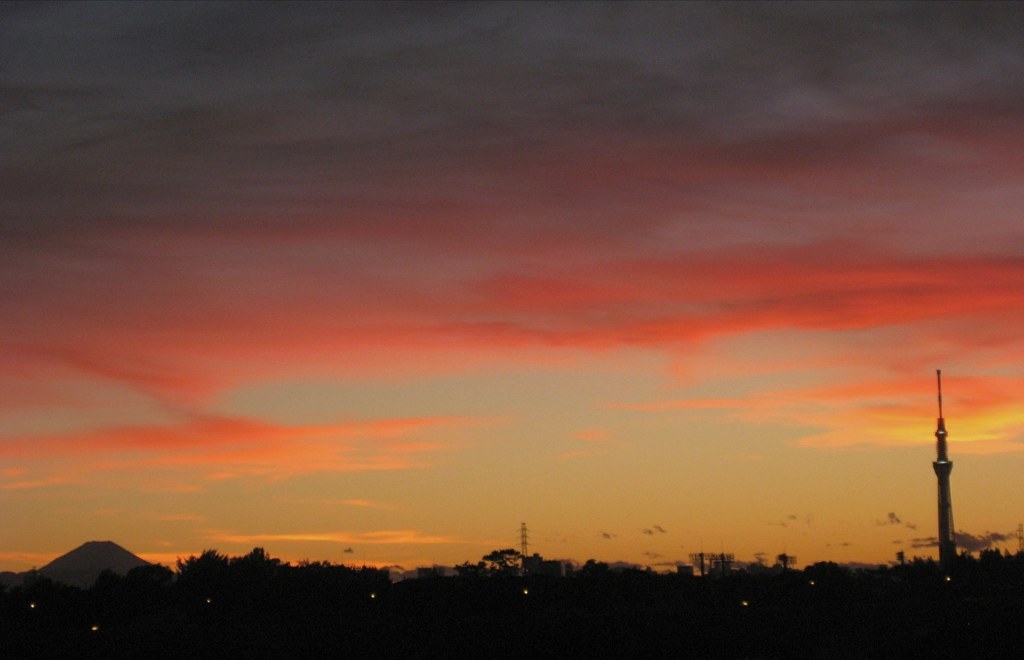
[3,2,1024,574]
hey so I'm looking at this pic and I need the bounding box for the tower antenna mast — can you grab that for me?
[932,369,956,570]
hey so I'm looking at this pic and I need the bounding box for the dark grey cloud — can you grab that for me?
[769,514,803,528]
[877,512,901,525]
[910,530,1014,552]
[910,536,938,549]
[5,2,1024,392]
[953,530,1015,553]
[876,512,917,529]
[4,2,1024,241]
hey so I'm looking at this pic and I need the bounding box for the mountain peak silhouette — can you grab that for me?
[39,540,149,588]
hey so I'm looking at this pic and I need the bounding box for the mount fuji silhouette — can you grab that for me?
[38,540,149,588]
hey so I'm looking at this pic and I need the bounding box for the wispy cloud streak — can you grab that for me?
[209,530,458,546]
[0,414,482,482]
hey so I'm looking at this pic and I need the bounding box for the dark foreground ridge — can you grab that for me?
[3,548,1024,659]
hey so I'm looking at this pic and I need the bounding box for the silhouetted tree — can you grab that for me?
[175,548,230,610]
[577,559,610,578]
[176,549,229,582]
[126,563,175,587]
[454,560,486,577]
[481,548,522,576]
[8,546,1024,658]
[227,546,282,591]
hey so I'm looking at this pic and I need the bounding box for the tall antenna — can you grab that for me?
[935,369,949,462]
[520,522,529,557]
[1017,523,1023,555]
[932,369,955,570]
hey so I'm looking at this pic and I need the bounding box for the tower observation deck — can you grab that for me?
[933,369,956,570]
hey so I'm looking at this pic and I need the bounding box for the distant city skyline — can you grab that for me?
[3,3,1024,573]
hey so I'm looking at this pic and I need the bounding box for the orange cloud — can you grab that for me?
[570,429,609,443]
[152,513,206,522]
[609,398,759,412]
[0,413,483,481]
[0,475,72,491]
[0,551,60,570]
[557,428,617,460]
[208,530,458,546]
[613,374,1024,454]
[338,499,393,509]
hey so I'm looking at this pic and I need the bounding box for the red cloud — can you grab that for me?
[5,233,1024,411]
[0,413,483,482]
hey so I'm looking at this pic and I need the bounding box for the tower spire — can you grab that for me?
[932,369,956,570]
[935,369,948,462]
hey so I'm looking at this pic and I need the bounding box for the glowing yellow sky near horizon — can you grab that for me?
[4,334,1024,574]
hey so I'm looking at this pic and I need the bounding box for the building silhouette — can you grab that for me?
[416,566,446,579]
[932,370,957,570]
[521,553,565,577]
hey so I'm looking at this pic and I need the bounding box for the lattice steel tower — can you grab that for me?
[933,370,957,570]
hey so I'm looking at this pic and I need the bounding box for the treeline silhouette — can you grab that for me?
[3,547,1024,658]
